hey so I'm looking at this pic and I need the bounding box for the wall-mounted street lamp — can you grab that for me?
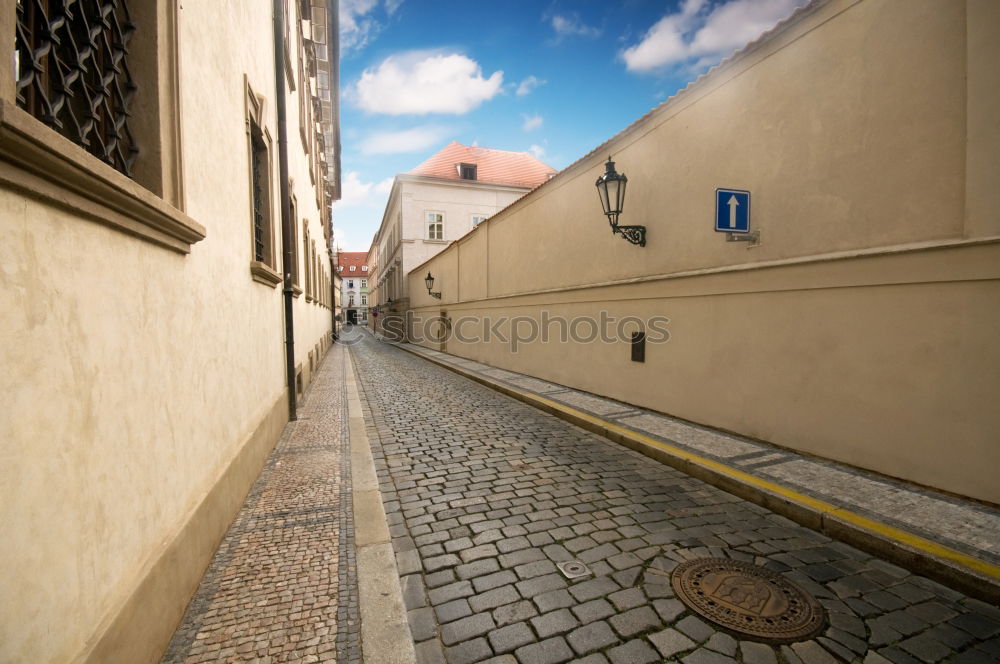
[595,156,645,247]
[424,272,442,299]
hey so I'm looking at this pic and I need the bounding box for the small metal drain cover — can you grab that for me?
[671,558,826,643]
[557,560,592,579]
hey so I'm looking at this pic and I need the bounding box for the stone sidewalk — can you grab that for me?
[349,329,1000,664]
[161,344,359,664]
[390,339,1000,603]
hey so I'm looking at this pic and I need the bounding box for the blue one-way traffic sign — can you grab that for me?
[715,188,750,233]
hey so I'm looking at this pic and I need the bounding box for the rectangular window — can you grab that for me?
[427,212,443,240]
[348,280,354,288]
[471,215,488,227]
[289,194,299,287]
[361,279,367,288]
[459,163,477,180]
[250,131,270,262]
[350,265,356,271]
[361,295,367,305]
[246,83,279,285]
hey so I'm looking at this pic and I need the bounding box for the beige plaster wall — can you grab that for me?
[0,1,334,662]
[409,0,1000,504]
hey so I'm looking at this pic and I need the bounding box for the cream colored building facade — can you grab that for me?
[372,143,556,338]
[1,1,339,662]
[409,0,1000,506]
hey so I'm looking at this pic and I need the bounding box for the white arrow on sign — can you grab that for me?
[727,194,739,229]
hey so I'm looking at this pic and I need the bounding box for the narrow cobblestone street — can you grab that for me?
[348,329,1000,664]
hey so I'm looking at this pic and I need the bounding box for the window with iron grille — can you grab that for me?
[245,82,278,285]
[15,0,139,177]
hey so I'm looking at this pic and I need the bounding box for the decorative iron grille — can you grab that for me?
[15,0,139,177]
[251,133,267,263]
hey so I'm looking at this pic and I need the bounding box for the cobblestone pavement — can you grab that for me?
[395,347,1000,570]
[162,343,359,664]
[349,331,1000,664]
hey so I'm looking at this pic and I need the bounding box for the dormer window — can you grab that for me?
[350,266,356,271]
[459,163,477,180]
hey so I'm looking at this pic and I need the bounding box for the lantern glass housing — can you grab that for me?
[595,157,627,226]
[425,272,434,292]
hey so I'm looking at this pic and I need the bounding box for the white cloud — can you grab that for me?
[340,0,401,54]
[334,171,393,208]
[521,114,543,132]
[516,75,546,97]
[551,14,601,39]
[352,51,504,115]
[360,126,452,154]
[622,0,802,72]
[528,144,546,159]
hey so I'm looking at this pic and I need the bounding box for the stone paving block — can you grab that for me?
[705,632,737,656]
[950,612,1000,639]
[607,587,646,612]
[532,609,581,638]
[568,576,620,603]
[444,637,492,664]
[428,580,475,606]
[649,627,696,659]
[441,612,497,646]
[460,543,499,563]
[493,600,539,627]
[397,549,423,576]
[415,639,447,664]
[487,622,535,654]
[469,585,521,614]
[571,598,616,625]
[514,636,574,664]
[609,605,659,638]
[499,547,545,568]
[676,615,715,643]
[435,598,473,624]
[516,559,558,580]
[402,573,428,610]
[739,641,777,664]
[566,621,618,655]
[516,573,567,598]
[534,588,575,613]
[473,569,518,593]
[528,531,556,546]
[425,554,461,573]
[680,647,738,663]
[570,654,610,664]
[408,607,439,642]
[606,638,659,664]
[496,536,530,553]
[457,557,501,580]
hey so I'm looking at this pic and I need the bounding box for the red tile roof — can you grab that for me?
[409,141,557,189]
[337,252,369,275]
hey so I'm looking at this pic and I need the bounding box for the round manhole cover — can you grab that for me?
[671,557,826,643]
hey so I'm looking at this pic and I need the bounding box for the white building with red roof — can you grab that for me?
[336,251,370,324]
[370,141,556,319]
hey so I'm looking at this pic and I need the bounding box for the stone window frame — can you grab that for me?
[245,79,281,287]
[0,1,204,254]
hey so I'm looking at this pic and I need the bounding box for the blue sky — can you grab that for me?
[332,0,805,251]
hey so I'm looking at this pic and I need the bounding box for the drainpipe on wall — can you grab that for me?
[328,0,341,341]
[274,0,297,421]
